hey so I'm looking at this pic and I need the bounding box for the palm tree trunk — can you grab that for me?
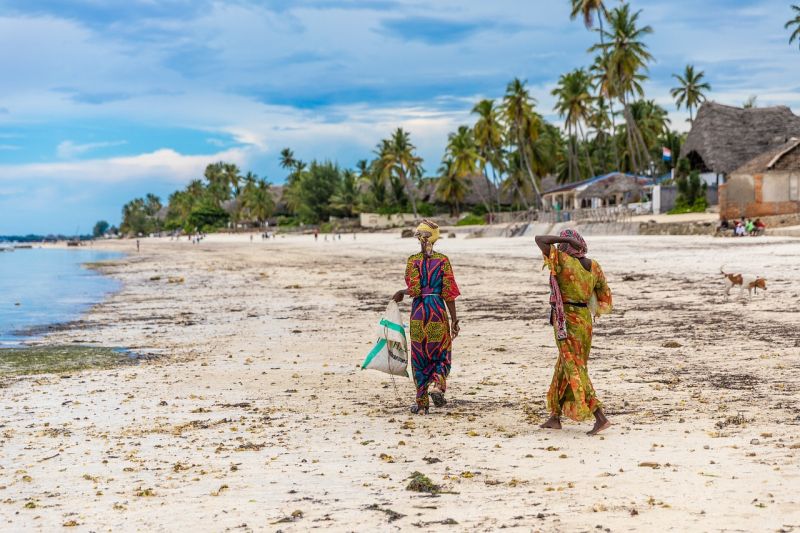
[515,122,542,208]
[597,14,621,171]
[490,164,503,215]
[481,167,495,224]
[578,122,596,178]
[402,167,419,218]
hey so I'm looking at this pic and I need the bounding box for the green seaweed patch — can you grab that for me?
[0,345,137,375]
[82,260,124,270]
[406,471,441,494]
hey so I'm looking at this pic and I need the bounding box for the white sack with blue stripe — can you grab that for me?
[360,300,409,377]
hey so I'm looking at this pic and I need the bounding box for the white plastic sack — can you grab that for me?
[361,300,409,377]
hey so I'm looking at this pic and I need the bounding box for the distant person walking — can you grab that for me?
[136,239,140,253]
[535,230,613,436]
[314,228,319,241]
[393,220,460,414]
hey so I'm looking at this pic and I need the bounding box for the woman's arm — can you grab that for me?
[392,288,409,302]
[445,300,459,339]
[534,234,585,257]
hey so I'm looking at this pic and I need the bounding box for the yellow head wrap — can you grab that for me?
[415,219,440,243]
[415,219,439,256]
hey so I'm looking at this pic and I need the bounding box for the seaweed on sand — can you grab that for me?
[0,345,136,375]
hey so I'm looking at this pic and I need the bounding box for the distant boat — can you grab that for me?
[66,240,80,247]
[14,244,33,249]
[0,245,14,252]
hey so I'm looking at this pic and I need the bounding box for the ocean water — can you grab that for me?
[0,248,122,345]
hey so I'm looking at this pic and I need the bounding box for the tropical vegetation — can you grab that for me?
[117,1,737,235]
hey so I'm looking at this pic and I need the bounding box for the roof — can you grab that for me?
[681,101,800,174]
[577,174,648,198]
[731,138,800,174]
[419,173,517,206]
[542,172,651,195]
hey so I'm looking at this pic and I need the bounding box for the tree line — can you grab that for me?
[118,1,800,234]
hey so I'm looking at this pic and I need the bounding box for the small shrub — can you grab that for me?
[456,213,486,226]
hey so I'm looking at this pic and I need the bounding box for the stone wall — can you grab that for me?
[720,173,800,219]
[638,220,717,236]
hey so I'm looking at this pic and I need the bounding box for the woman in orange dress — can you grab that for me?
[535,229,613,435]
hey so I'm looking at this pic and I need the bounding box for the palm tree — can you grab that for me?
[570,0,607,29]
[591,4,654,173]
[502,78,544,206]
[330,169,359,217]
[379,128,423,218]
[670,65,711,122]
[501,150,532,210]
[241,177,275,226]
[472,99,505,215]
[279,148,297,171]
[787,4,800,49]
[552,68,595,181]
[436,158,470,217]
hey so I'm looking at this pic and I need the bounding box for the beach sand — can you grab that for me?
[2,233,799,531]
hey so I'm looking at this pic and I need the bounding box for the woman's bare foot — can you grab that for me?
[540,415,562,429]
[587,409,611,436]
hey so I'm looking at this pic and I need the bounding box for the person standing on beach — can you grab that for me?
[393,220,460,414]
[535,230,613,436]
[136,239,140,252]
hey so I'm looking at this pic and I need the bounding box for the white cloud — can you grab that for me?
[56,140,128,158]
[0,146,254,184]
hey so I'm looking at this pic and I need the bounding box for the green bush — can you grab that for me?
[456,213,486,226]
[319,222,333,233]
[187,201,228,232]
[277,216,300,227]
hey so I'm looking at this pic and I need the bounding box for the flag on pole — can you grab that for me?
[662,147,672,161]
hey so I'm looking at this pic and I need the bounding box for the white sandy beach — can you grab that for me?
[2,233,799,532]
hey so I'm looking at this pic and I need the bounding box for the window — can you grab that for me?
[790,174,799,201]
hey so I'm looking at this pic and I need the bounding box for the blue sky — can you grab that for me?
[1,0,798,234]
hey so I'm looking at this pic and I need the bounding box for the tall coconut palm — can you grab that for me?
[591,4,654,173]
[589,54,620,170]
[787,4,800,49]
[379,128,423,218]
[436,158,470,217]
[552,68,596,181]
[501,150,532,210]
[670,64,711,122]
[570,0,608,29]
[279,148,297,171]
[472,99,505,214]
[502,78,543,206]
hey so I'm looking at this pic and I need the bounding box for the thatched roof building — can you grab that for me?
[681,102,800,175]
[542,172,651,210]
[577,174,646,202]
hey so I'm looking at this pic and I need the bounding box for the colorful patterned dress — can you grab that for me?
[405,252,461,408]
[544,245,612,421]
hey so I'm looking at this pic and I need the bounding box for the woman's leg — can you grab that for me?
[588,407,611,435]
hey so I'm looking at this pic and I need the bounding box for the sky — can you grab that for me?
[1,0,798,234]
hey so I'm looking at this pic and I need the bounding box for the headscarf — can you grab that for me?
[415,219,440,257]
[548,229,588,341]
[557,228,587,258]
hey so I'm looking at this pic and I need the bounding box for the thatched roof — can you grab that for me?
[419,174,516,206]
[577,174,646,199]
[543,172,650,195]
[732,138,800,174]
[681,101,800,174]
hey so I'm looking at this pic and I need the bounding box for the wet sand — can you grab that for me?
[2,233,799,531]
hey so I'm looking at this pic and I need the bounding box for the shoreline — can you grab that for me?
[1,233,798,531]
